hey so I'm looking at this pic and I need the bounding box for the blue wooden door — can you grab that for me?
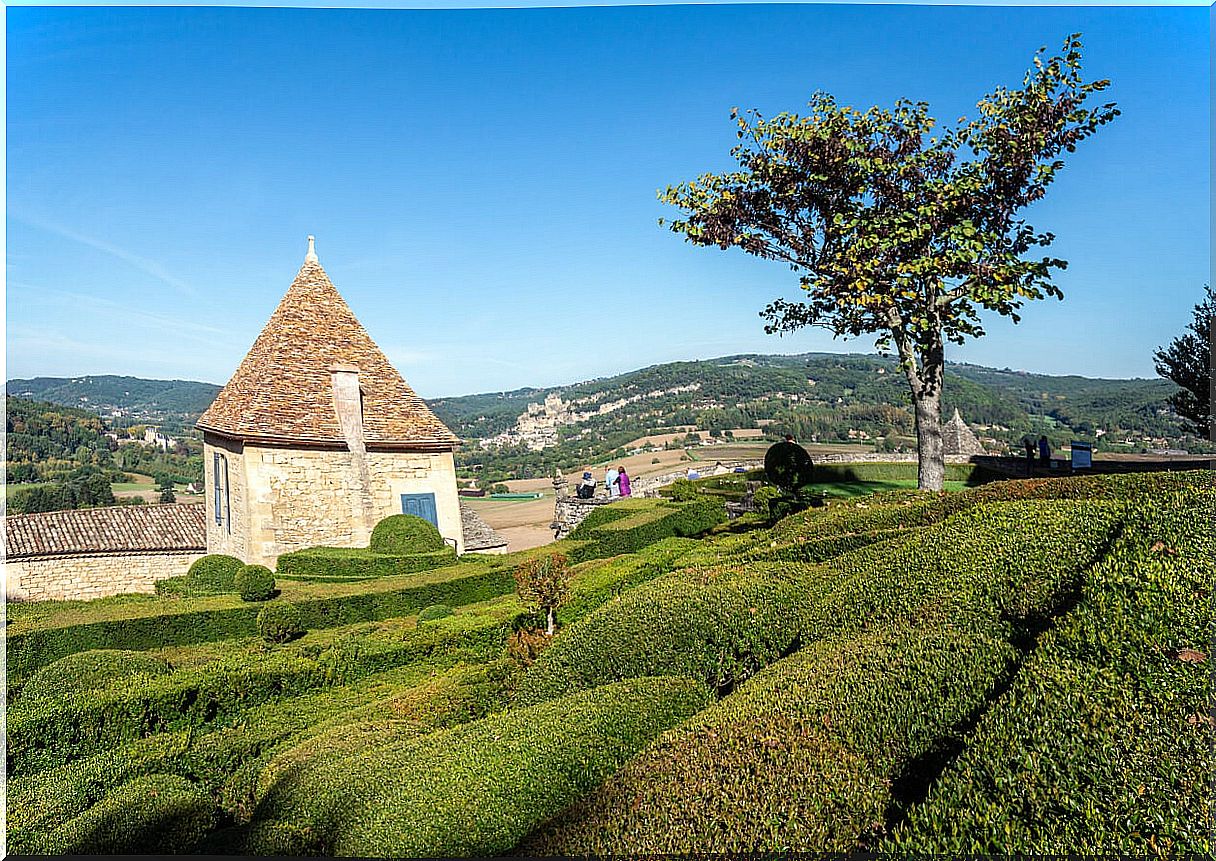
[400,492,438,526]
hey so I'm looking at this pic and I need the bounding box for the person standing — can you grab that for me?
[1038,435,1051,466]
[618,466,631,497]
[605,465,620,498]
[1024,438,1035,476]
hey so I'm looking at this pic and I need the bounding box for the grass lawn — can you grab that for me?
[813,479,970,499]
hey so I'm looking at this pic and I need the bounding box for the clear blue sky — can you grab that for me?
[6,3,1210,397]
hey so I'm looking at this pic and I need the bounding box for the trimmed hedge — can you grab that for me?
[369,514,446,554]
[275,545,458,581]
[247,676,712,856]
[9,564,516,683]
[417,603,453,622]
[8,603,518,777]
[524,624,1018,854]
[236,565,276,602]
[884,488,1215,855]
[27,773,216,855]
[186,554,244,593]
[568,498,727,563]
[18,649,172,704]
[516,561,810,705]
[258,603,305,643]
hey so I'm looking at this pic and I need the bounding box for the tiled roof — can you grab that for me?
[460,503,509,552]
[6,503,206,560]
[197,257,459,448]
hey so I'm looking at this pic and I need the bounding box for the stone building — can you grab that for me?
[197,238,466,568]
[6,503,206,601]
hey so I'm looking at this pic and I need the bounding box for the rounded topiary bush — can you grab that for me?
[235,564,276,602]
[186,554,244,593]
[763,440,815,493]
[19,649,172,704]
[418,604,453,623]
[370,514,446,555]
[257,603,305,644]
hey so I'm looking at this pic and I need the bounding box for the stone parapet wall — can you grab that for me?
[7,551,205,602]
[551,495,614,540]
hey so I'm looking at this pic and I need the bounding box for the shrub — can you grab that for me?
[369,514,446,554]
[235,565,276,602]
[568,498,727,563]
[19,649,172,704]
[186,554,244,593]
[28,773,216,855]
[516,562,809,705]
[248,676,712,857]
[258,604,305,644]
[417,603,453,623]
[10,564,515,682]
[524,624,1017,854]
[763,439,815,491]
[513,554,571,634]
[275,545,458,581]
[751,485,782,520]
[666,478,699,501]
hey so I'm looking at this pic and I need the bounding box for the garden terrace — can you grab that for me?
[5,470,1211,856]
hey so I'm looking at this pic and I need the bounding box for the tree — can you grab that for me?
[513,553,572,636]
[659,35,1118,489]
[1154,285,1213,440]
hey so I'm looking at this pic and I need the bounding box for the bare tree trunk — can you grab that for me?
[891,316,946,491]
[546,606,555,636]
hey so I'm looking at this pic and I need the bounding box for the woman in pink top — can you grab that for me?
[617,466,631,497]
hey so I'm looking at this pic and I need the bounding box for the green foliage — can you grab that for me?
[763,439,815,491]
[417,604,453,623]
[884,488,1214,854]
[235,565,276,602]
[751,485,782,520]
[516,563,809,705]
[513,553,572,633]
[369,514,446,554]
[568,497,727,563]
[9,563,517,683]
[19,649,172,704]
[26,773,216,854]
[187,554,244,593]
[667,478,699,501]
[247,677,712,857]
[1153,283,1213,438]
[525,625,1016,854]
[258,604,305,644]
[275,545,457,581]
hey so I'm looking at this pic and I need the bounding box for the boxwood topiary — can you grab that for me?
[235,565,276,602]
[418,604,453,623]
[257,604,305,644]
[186,554,244,593]
[369,515,446,555]
[19,649,172,704]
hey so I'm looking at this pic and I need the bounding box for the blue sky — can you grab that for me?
[6,3,1210,396]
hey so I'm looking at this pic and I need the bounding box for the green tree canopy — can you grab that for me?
[1154,285,1213,440]
[660,35,1117,489]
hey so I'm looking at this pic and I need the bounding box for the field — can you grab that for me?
[6,471,1211,856]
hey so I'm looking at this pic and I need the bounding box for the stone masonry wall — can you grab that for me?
[8,551,205,602]
[204,435,250,562]
[238,446,463,568]
[551,495,614,540]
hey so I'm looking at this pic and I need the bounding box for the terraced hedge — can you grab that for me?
[275,546,458,581]
[8,563,516,683]
[246,676,712,856]
[524,624,1019,854]
[568,498,727,562]
[883,487,1214,855]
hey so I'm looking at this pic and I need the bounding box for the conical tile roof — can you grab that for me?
[197,253,458,448]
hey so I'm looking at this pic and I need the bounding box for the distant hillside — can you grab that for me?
[6,376,221,436]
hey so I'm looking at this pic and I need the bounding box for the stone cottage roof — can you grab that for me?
[942,408,986,457]
[6,503,206,560]
[197,243,459,449]
[460,503,509,553]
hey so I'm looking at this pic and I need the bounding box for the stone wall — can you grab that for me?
[551,495,614,540]
[207,437,464,568]
[7,551,205,602]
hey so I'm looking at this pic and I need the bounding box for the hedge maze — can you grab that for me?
[6,475,1212,855]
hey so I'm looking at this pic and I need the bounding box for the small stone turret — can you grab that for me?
[942,408,986,456]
